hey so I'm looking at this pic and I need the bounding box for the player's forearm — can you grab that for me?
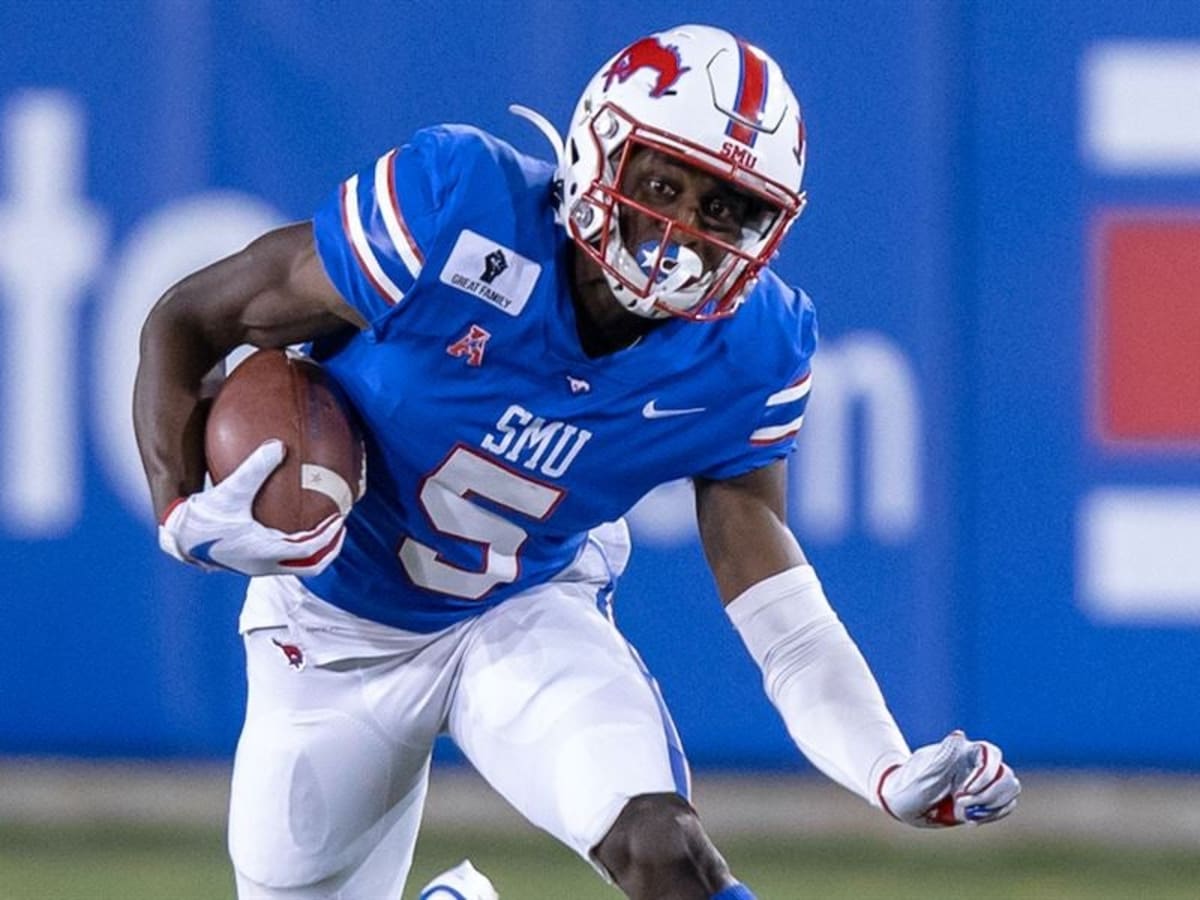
[728,565,910,802]
[134,288,226,519]
[695,466,807,602]
[760,616,910,800]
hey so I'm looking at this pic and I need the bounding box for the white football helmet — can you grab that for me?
[517,24,807,320]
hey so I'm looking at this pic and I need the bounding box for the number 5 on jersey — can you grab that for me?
[399,446,564,599]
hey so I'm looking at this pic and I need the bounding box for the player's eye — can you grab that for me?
[701,194,748,233]
[704,197,735,221]
[644,176,677,200]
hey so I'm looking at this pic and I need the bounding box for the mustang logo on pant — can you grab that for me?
[271,637,305,670]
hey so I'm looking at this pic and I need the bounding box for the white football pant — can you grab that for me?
[227,521,688,899]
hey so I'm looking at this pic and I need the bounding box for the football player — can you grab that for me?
[134,24,1020,900]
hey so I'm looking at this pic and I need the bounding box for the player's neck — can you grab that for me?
[569,250,667,358]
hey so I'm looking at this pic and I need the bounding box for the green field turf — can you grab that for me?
[2,822,1199,899]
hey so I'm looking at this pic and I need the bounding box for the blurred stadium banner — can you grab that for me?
[0,1,1198,772]
[1083,42,1200,172]
[1078,46,1200,625]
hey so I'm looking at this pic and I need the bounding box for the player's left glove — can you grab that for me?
[876,730,1020,827]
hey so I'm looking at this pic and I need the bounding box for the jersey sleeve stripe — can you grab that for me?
[340,175,406,306]
[750,413,806,445]
[375,148,425,279]
[765,372,812,407]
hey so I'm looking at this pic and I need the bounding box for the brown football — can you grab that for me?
[205,349,365,533]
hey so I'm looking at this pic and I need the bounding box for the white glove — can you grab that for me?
[877,730,1020,827]
[158,439,346,577]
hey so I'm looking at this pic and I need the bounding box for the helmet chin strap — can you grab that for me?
[606,227,714,317]
[636,239,705,288]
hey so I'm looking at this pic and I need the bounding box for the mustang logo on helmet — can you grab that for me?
[603,37,690,98]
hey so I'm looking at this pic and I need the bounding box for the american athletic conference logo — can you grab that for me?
[447,324,491,367]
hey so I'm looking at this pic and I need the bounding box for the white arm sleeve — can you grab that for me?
[727,564,910,803]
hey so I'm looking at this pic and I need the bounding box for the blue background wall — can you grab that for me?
[1,0,1197,769]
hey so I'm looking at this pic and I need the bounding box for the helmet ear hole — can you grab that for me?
[569,139,580,165]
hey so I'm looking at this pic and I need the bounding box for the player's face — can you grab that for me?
[616,146,760,274]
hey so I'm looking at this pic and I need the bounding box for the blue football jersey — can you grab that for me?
[305,125,817,632]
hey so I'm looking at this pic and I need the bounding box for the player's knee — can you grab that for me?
[593,793,733,900]
[228,706,399,889]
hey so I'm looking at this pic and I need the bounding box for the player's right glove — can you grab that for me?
[877,730,1020,827]
[157,440,346,577]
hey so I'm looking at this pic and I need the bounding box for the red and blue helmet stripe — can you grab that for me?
[725,39,770,147]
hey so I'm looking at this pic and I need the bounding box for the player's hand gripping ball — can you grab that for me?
[877,730,1020,827]
[205,349,365,532]
[157,350,365,577]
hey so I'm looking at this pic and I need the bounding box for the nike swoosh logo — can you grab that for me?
[642,400,707,419]
[186,539,237,572]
